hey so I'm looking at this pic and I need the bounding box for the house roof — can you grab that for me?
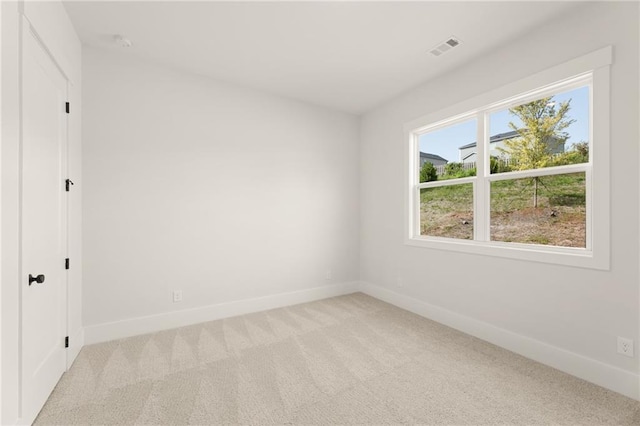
[462,152,476,162]
[458,130,519,150]
[419,152,448,162]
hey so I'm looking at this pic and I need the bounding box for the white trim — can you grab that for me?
[403,46,612,133]
[359,281,640,401]
[484,73,592,115]
[475,112,488,241]
[589,64,610,269]
[486,163,588,182]
[79,282,638,401]
[84,282,359,344]
[417,176,475,189]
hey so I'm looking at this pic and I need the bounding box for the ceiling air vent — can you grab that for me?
[429,36,462,57]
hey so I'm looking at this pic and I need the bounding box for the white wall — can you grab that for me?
[1,1,82,424]
[359,2,639,398]
[82,48,360,339]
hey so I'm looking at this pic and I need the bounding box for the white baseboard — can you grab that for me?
[84,282,359,344]
[81,280,638,401]
[359,281,640,401]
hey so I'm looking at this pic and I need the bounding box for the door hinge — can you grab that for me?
[65,258,70,270]
[65,102,70,114]
[65,179,74,192]
[65,336,69,348]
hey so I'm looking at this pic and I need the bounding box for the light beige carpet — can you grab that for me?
[36,293,639,425]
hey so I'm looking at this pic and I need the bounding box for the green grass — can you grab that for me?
[490,173,586,211]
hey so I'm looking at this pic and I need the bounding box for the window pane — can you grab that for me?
[420,184,473,240]
[490,173,586,247]
[418,118,477,183]
[489,86,590,174]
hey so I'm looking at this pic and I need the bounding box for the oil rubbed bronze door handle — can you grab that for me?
[28,274,45,286]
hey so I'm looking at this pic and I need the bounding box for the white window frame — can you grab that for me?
[404,46,611,270]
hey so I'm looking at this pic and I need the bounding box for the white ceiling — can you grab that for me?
[63,1,585,115]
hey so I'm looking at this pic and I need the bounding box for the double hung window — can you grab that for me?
[405,47,611,269]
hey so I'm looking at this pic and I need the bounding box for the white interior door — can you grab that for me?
[21,23,68,423]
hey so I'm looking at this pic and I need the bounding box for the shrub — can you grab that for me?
[444,162,463,176]
[551,142,589,166]
[441,162,476,180]
[420,161,438,182]
[490,156,512,174]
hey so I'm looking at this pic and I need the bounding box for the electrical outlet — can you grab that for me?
[172,290,183,303]
[325,270,332,280]
[617,337,634,357]
[396,275,403,287]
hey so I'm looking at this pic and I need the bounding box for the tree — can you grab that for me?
[420,161,438,182]
[498,96,575,207]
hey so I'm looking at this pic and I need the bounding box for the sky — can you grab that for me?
[419,85,590,163]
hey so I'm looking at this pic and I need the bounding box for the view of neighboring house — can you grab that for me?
[458,130,565,163]
[420,152,448,167]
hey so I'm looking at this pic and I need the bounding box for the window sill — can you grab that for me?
[405,236,609,270]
